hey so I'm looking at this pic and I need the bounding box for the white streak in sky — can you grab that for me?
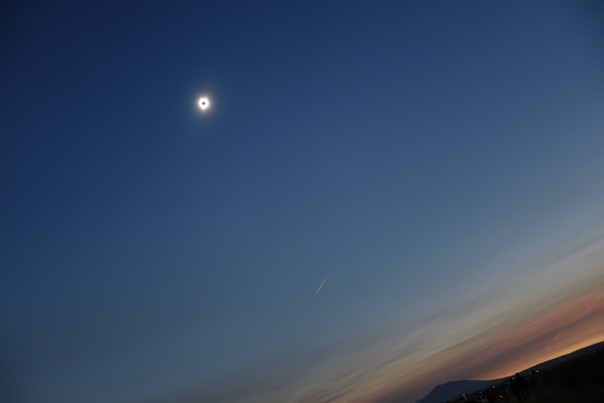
[316,270,333,293]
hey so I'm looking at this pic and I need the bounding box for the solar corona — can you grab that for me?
[198,97,210,111]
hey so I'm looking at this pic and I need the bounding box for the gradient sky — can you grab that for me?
[2,2,604,403]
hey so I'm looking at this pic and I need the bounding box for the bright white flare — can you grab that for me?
[198,97,210,110]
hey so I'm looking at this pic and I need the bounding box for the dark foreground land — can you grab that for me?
[454,347,604,403]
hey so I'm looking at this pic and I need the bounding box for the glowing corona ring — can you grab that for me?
[198,97,210,111]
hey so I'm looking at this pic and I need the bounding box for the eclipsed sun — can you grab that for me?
[198,97,210,111]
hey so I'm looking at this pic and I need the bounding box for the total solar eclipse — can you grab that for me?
[198,97,210,111]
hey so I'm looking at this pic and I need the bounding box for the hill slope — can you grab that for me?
[414,379,503,403]
[414,341,604,403]
[519,340,604,375]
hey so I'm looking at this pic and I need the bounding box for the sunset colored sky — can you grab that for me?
[1,2,604,403]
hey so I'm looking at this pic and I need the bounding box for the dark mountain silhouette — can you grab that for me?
[414,340,604,403]
[517,340,604,375]
[414,379,503,403]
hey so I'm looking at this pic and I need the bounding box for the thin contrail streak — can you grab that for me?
[316,270,333,293]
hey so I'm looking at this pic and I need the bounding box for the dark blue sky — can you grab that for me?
[2,2,604,402]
